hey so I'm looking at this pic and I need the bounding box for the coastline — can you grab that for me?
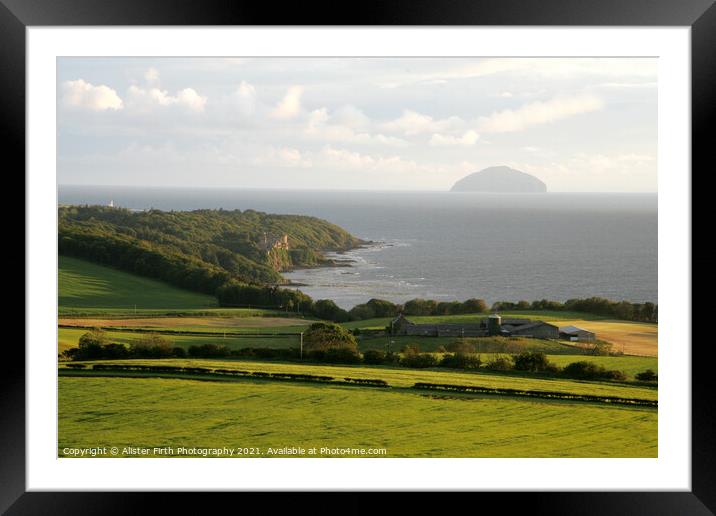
[283,240,378,274]
[280,240,383,288]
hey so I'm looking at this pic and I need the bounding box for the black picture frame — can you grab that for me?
[6,0,712,513]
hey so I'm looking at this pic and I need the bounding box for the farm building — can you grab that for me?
[390,313,561,339]
[559,325,596,342]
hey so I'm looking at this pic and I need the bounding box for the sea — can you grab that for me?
[58,186,657,310]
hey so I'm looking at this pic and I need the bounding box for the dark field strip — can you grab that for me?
[412,382,657,408]
[60,365,389,388]
[59,365,655,407]
[58,324,301,337]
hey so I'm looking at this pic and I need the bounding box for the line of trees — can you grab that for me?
[217,284,656,325]
[62,328,655,384]
[491,297,657,323]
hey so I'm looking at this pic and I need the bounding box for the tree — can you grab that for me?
[636,369,658,382]
[613,301,635,320]
[130,334,174,358]
[400,353,439,368]
[78,328,108,348]
[348,304,376,321]
[303,322,358,352]
[101,343,131,359]
[462,298,488,314]
[311,299,351,322]
[640,302,656,322]
[513,351,551,372]
[366,298,399,317]
[362,349,387,365]
[403,298,437,316]
[76,329,110,360]
[188,343,231,358]
[439,352,482,370]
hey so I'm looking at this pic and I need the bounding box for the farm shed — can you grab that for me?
[559,325,596,342]
[390,314,560,340]
[505,321,560,339]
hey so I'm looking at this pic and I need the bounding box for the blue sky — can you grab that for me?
[57,57,657,192]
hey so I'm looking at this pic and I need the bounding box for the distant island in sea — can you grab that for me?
[451,166,547,193]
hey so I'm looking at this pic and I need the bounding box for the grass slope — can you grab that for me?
[67,358,657,399]
[57,327,297,354]
[58,376,657,458]
[59,256,217,310]
[58,316,311,333]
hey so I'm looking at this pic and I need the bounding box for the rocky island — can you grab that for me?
[451,166,547,193]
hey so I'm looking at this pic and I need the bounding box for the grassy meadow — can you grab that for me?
[62,358,658,399]
[59,376,657,458]
[57,327,300,354]
[59,256,217,310]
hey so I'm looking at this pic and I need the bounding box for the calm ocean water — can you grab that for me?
[58,186,657,309]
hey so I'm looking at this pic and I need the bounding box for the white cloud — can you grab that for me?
[304,107,408,147]
[429,130,480,147]
[229,81,257,117]
[252,146,313,168]
[176,88,207,112]
[306,108,329,129]
[477,94,604,133]
[331,105,371,130]
[596,81,658,90]
[249,144,442,176]
[380,58,657,89]
[504,152,656,192]
[381,110,463,136]
[61,79,123,111]
[315,146,448,177]
[144,68,160,85]
[126,85,207,113]
[271,85,303,119]
[58,57,657,191]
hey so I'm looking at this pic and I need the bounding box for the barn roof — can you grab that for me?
[507,321,557,332]
[559,325,593,334]
[435,324,484,330]
[501,318,532,325]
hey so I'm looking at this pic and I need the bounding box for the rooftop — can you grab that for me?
[559,325,591,334]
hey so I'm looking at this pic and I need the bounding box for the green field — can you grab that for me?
[58,327,298,354]
[65,358,657,399]
[58,376,657,458]
[59,307,301,318]
[530,354,657,378]
[59,256,217,310]
[57,328,657,381]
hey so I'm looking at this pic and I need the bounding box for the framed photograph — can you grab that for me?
[9,0,712,512]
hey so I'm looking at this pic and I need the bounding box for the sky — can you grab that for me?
[57,57,657,192]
